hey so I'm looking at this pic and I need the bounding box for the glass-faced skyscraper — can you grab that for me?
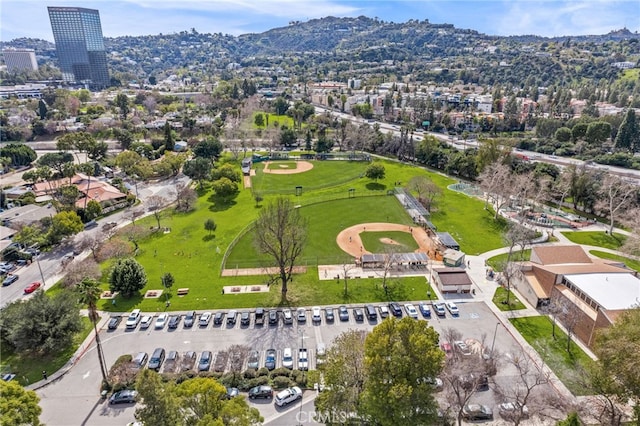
[47,6,109,88]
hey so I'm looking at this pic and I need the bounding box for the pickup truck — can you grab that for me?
[298,348,308,371]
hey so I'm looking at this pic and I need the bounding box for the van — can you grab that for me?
[132,352,148,368]
[148,348,166,371]
[366,304,377,320]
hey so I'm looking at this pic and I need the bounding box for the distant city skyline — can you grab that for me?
[1,0,638,42]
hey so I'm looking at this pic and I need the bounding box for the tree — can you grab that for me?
[62,258,101,287]
[0,291,82,354]
[48,211,83,243]
[161,272,174,302]
[361,317,444,424]
[173,183,197,212]
[595,175,637,234]
[135,369,181,426]
[315,330,368,422]
[279,127,297,147]
[114,128,134,151]
[211,164,241,183]
[0,380,42,426]
[109,258,147,298]
[146,195,166,229]
[183,157,211,188]
[37,151,74,175]
[114,93,130,119]
[615,109,640,152]
[407,175,442,212]
[254,113,265,127]
[253,197,307,300]
[38,99,48,120]
[84,200,102,221]
[557,412,582,426]
[555,127,572,143]
[211,177,238,198]
[364,163,385,181]
[193,138,223,163]
[76,278,109,386]
[585,121,612,146]
[478,162,514,219]
[204,218,217,235]
[593,308,640,422]
[163,122,175,151]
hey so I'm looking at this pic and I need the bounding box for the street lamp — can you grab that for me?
[490,322,502,358]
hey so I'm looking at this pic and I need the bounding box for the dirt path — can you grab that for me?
[262,161,314,174]
[336,222,438,258]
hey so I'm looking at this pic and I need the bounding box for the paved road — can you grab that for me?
[36,301,551,425]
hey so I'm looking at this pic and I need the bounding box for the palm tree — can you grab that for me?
[76,278,109,386]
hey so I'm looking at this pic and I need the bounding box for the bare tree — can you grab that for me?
[340,262,357,297]
[146,195,166,229]
[253,197,307,301]
[493,350,553,425]
[478,162,514,219]
[377,246,401,296]
[61,258,101,288]
[75,233,103,261]
[441,357,492,426]
[225,344,251,388]
[173,182,197,212]
[127,208,144,225]
[407,176,442,212]
[559,297,582,354]
[578,364,627,426]
[620,208,640,257]
[498,224,534,306]
[551,167,573,207]
[96,239,133,262]
[595,175,637,234]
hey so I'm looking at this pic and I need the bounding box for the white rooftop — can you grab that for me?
[565,273,640,310]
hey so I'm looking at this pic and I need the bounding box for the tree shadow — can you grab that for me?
[207,195,238,212]
[202,234,216,242]
[365,182,386,191]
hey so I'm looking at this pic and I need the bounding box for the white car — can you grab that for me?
[155,313,168,329]
[282,347,294,369]
[445,302,459,316]
[298,348,308,371]
[199,312,212,326]
[404,303,418,319]
[274,386,302,407]
[316,343,326,366]
[139,315,152,329]
[297,308,306,322]
[125,309,141,329]
[499,402,529,418]
[312,306,321,322]
[454,340,472,356]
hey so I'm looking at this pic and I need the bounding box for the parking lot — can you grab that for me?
[38,301,540,425]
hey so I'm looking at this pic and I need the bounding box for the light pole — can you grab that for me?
[490,322,502,358]
[298,328,307,426]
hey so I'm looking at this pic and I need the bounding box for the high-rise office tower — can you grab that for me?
[47,6,109,88]
[2,48,39,72]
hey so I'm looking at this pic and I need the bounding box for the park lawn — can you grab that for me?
[560,231,626,249]
[510,316,594,395]
[252,113,295,130]
[492,286,526,311]
[0,316,93,386]
[589,250,640,272]
[251,160,369,195]
[486,250,531,272]
[360,231,420,253]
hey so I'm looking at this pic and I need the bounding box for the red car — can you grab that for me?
[440,342,453,359]
[24,282,42,294]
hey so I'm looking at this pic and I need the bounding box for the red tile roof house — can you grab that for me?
[32,173,128,210]
[512,245,640,348]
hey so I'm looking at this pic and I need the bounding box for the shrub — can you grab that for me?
[243,369,257,379]
[269,367,291,378]
[272,376,294,389]
[245,376,269,390]
[257,367,269,377]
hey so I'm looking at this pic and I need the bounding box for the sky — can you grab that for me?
[1,0,639,42]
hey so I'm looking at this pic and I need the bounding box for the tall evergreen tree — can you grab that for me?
[615,109,640,152]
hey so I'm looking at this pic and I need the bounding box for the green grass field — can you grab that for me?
[0,317,93,386]
[589,250,640,272]
[510,316,594,395]
[560,231,626,249]
[486,249,531,272]
[360,231,419,253]
[492,286,526,311]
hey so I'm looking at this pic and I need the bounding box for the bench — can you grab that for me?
[177,288,189,296]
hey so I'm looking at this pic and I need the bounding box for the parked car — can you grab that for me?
[140,315,152,329]
[155,313,169,329]
[324,307,335,322]
[181,351,197,371]
[282,348,294,369]
[132,352,148,368]
[275,386,303,406]
[248,385,273,400]
[462,403,493,420]
[338,305,349,321]
[445,302,459,316]
[165,350,179,369]
[23,282,41,294]
[125,309,142,329]
[388,302,403,317]
[297,307,307,322]
[312,306,322,322]
[109,390,138,405]
[404,303,419,319]
[2,274,18,287]
[240,311,250,326]
[282,308,293,324]
[440,342,453,359]
[213,312,225,325]
[247,350,260,369]
[433,303,446,316]
[107,316,122,330]
[365,304,377,320]
[460,373,489,391]
[148,348,166,371]
[199,312,212,326]
[316,343,326,366]
[265,349,277,370]
[298,348,308,371]
[184,311,196,327]
[499,402,529,419]
[378,305,389,318]
[418,302,431,318]
[268,310,278,325]
[168,315,181,329]
[198,351,213,371]
[353,308,364,322]
[254,307,265,326]
[225,387,239,399]
[227,310,238,325]
[454,341,472,357]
